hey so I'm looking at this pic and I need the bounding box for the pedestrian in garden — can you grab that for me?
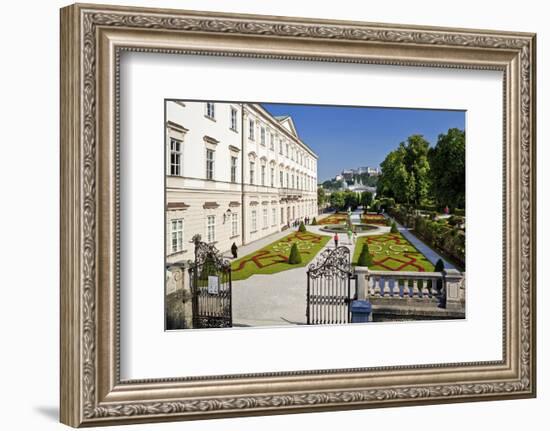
[347,229,353,245]
[334,233,339,248]
[352,231,357,244]
[231,242,238,259]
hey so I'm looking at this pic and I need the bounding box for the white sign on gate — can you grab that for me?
[207,275,219,295]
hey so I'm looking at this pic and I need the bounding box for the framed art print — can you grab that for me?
[60,3,536,427]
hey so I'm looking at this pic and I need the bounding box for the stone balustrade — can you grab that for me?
[355,266,465,311]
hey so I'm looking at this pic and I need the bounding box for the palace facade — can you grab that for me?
[166,101,318,264]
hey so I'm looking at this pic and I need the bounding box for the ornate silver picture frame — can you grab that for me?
[60,3,536,427]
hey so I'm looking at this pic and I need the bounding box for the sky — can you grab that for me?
[261,103,465,182]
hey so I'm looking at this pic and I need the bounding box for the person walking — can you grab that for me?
[352,231,357,244]
[334,233,339,248]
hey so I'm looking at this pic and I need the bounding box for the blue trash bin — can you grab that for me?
[351,300,372,323]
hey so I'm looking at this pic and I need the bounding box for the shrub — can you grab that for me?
[414,217,465,267]
[447,215,463,227]
[381,197,396,210]
[387,204,412,227]
[453,208,465,217]
[357,243,373,266]
[288,243,302,264]
[311,217,318,225]
[386,217,392,226]
[298,221,307,232]
[417,203,437,212]
[390,221,398,233]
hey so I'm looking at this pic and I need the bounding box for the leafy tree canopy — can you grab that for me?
[428,128,465,209]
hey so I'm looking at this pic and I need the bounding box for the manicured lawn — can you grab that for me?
[352,233,435,272]
[361,214,387,225]
[231,231,331,281]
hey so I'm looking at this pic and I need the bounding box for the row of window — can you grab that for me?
[205,102,239,133]
[248,161,315,190]
[170,213,239,254]
[248,117,312,169]
[170,200,316,253]
[250,207,279,232]
[203,102,314,171]
[170,137,315,190]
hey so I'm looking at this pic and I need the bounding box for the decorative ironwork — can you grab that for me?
[308,246,352,278]
[190,234,231,270]
[307,247,353,325]
[189,235,232,328]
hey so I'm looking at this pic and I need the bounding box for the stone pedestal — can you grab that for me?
[355,267,369,300]
[166,262,193,329]
[443,268,464,311]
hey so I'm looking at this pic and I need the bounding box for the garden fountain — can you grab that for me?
[319,208,380,234]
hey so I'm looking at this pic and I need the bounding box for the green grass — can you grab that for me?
[352,232,435,272]
[230,231,330,281]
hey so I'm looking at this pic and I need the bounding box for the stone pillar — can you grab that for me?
[166,262,194,329]
[443,268,463,311]
[355,267,369,300]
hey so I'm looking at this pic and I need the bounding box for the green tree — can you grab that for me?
[360,191,373,208]
[404,135,431,205]
[317,186,326,206]
[343,191,360,210]
[288,243,302,264]
[390,221,398,233]
[311,217,318,225]
[429,128,465,210]
[357,243,373,266]
[378,135,431,206]
[330,191,345,210]
[298,221,307,233]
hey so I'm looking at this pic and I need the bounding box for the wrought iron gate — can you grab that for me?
[306,246,354,325]
[189,235,232,328]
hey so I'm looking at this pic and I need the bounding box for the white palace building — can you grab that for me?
[166,101,319,264]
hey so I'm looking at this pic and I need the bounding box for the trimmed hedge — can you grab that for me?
[298,221,307,232]
[387,204,465,267]
[288,243,302,264]
[311,217,318,225]
[414,215,465,267]
[357,243,374,266]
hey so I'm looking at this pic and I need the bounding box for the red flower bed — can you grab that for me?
[318,213,348,225]
[361,214,387,225]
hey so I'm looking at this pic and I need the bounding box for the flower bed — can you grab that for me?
[317,212,349,225]
[361,214,387,225]
[352,233,434,272]
[230,231,330,281]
